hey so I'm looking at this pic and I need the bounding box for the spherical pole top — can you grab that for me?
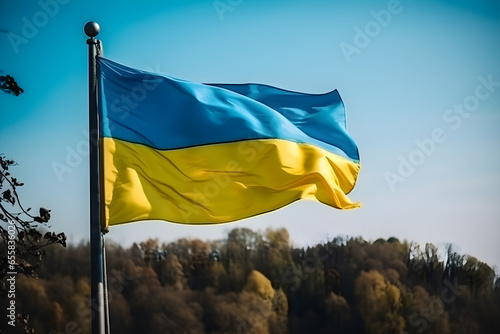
[84,21,100,38]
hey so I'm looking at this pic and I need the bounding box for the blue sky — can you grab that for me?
[1,0,499,272]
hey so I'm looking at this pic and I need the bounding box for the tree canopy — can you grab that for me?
[1,226,499,334]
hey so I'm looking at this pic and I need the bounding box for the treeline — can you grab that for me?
[1,227,499,333]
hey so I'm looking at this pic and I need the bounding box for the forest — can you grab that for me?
[1,226,499,334]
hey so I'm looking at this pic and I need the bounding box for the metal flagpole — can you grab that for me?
[84,21,108,334]
[102,234,111,332]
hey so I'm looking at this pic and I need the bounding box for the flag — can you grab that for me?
[97,57,361,227]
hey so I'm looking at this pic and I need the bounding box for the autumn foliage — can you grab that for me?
[1,226,499,333]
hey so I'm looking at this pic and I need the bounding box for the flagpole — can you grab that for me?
[84,21,107,334]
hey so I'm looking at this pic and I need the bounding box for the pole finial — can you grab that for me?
[84,21,100,38]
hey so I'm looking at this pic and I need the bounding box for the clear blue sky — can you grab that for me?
[1,0,499,271]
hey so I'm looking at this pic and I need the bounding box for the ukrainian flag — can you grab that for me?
[97,58,360,227]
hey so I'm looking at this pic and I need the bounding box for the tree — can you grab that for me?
[354,270,405,334]
[227,227,262,264]
[0,156,67,332]
[0,74,24,96]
